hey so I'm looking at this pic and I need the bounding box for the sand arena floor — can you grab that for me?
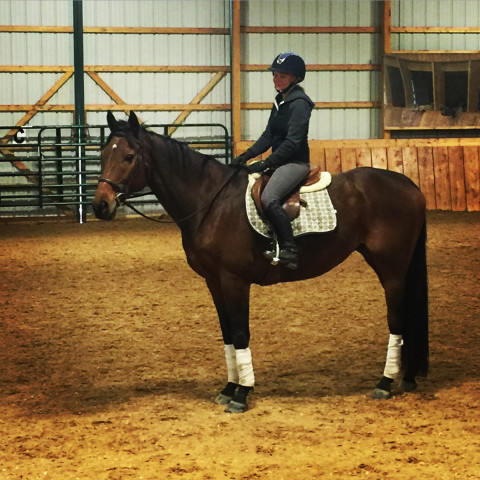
[0,211,479,479]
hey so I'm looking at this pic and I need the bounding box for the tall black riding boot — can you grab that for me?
[263,202,299,269]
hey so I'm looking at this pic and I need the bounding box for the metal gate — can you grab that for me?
[0,123,230,222]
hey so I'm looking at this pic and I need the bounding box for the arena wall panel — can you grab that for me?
[236,138,480,212]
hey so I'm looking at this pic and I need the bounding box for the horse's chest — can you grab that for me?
[182,241,214,278]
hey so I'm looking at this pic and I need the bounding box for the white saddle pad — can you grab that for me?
[245,172,337,238]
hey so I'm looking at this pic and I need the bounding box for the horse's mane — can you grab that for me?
[144,126,219,166]
[105,120,221,168]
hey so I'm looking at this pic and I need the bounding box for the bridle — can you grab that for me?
[97,138,145,207]
[98,156,173,223]
[97,177,129,206]
[97,134,243,224]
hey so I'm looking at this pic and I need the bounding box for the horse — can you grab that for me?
[92,111,428,413]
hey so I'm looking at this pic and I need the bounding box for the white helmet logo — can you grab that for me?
[276,52,296,65]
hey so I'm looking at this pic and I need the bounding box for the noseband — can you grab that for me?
[97,176,129,206]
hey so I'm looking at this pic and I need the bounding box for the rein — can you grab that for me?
[123,196,171,223]
[99,159,243,225]
[173,167,242,224]
[99,125,243,224]
[98,176,168,223]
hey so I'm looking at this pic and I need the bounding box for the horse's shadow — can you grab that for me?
[10,351,474,417]
[3,316,476,417]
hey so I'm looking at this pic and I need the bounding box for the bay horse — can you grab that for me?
[93,111,428,413]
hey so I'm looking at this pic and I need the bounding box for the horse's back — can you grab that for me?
[325,167,426,261]
[331,167,425,217]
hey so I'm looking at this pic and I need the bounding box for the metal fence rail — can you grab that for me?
[0,123,230,222]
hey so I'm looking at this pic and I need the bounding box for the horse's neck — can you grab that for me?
[147,135,228,224]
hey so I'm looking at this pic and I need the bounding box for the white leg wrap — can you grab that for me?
[224,344,239,384]
[235,347,255,387]
[383,334,404,379]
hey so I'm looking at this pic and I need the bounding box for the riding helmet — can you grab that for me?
[269,52,306,82]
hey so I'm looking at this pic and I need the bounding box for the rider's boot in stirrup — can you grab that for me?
[263,203,299,269]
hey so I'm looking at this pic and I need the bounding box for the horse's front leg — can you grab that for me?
[206,274,254,413]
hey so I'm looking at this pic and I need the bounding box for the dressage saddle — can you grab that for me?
[251,165,322,221]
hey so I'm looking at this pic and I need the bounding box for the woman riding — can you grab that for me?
[233,52,314,270]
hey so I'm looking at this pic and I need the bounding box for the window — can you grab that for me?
[383,53,480,135]
[411,71,433,107]
[386,66,405,108]
[444,71,468,112]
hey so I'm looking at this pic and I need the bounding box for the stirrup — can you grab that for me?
[278,248,299,270]
[263,238,281,265]
[263,239,298,270]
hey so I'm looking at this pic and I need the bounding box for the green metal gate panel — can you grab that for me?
[0,123,230,222]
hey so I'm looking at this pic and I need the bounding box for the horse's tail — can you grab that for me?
[402,219,429,378]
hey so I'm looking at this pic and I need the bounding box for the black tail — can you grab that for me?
[402,220,429,378]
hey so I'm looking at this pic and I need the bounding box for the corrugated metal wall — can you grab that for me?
[0,0,72,126]
[1,0,478,137]
[0,0,231,133]
[82,0,230,130]
[392,0,480,51]
[241,0,382,140]
[0,0,232,218]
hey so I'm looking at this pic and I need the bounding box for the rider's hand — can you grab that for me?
[246,161,266,174]
[231,152,250,166]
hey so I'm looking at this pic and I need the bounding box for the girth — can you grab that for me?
[251,165,322,221]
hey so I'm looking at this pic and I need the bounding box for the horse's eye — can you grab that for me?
[125,154,135,163]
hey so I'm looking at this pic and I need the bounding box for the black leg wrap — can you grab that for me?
[225,385,253,414]
[214,382,238,406]
[371,376,394,399]
[233,385,253,404]
[221,382,239,397]
[401,377,418,392]
[377,376,394,391]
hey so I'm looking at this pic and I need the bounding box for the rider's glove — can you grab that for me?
[246,161,267,174]
[231,151,252,166]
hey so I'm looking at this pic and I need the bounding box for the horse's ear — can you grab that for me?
[128,111,140,138]
[107,111,117,132]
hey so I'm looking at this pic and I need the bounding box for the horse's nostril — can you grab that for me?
[93,200,112,219]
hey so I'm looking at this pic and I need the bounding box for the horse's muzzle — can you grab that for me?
[92,183,119,220]
[92,198,117,220]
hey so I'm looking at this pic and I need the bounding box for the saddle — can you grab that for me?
[251,165,327,221]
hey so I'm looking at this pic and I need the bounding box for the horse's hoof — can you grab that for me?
[371,388,391,399]
[214,393,233,406]
[225,400,248,414]
[401,380,417,392]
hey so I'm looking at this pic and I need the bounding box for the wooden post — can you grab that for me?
[382,1,392,139]
[383,1,392,55]
[231,0,242,157]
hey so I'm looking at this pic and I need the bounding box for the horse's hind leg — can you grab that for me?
[372,278,407,399]
[361,221,428,399]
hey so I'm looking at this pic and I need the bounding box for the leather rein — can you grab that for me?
[98,148,243,224]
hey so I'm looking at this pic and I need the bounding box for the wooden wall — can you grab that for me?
[237,138,480,212]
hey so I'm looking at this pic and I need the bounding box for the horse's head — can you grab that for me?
[92,111,149,220]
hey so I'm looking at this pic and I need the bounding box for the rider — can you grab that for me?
[233,52,314,269]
